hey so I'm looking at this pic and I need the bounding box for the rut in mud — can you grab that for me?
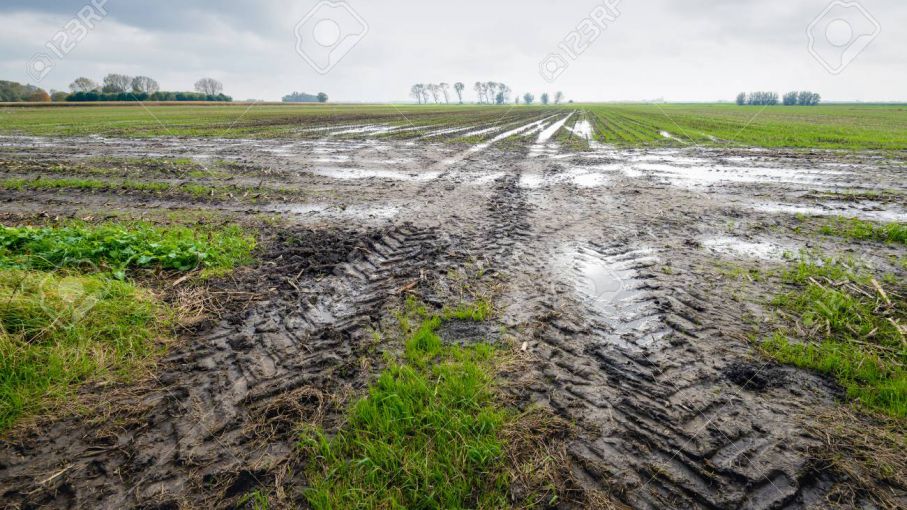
[1,126,905,508]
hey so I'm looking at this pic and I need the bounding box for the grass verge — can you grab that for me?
[819,217,907,245]
[0,220,256,431]
[762,254,906,418]
[298,298,572,509]
[0,270,166,430]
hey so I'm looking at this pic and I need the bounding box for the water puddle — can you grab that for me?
[307,167,441,181]
[702,236,794,261]
[753,201,907,222]
[561,246,664,349]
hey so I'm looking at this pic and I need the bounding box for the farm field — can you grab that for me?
[3,103,907,150]
[0,105,905,509]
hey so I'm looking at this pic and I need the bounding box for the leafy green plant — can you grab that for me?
[0,222,255,276]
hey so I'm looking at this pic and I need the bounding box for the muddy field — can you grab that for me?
[1,113,905,509]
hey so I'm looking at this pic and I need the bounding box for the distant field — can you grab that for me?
[578,103,907,150]
[1,102,905,150]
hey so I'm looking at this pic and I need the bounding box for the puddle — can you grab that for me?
[307,167,441,181]
[753,201,907,222]
[561,246,664,349]
[566,119,594,140]
[467,115,559,154]
[702,236,793,261]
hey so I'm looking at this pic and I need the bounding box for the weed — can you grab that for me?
[762,255,906,418]
[0,270,167,430]
[819,217,907,245]
[0,222,255,276]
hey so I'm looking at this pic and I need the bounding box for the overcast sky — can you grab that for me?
[2,0,904,102]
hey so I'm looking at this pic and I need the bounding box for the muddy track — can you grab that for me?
[0,225,453,509]
[1,134,904,508]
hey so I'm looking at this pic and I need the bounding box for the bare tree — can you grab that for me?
[735,92,747,106]
[131,76,160,94]
[69,77,98,93]
[541,93,550,105]
[420,84,431,104]
[474,82,484,104]
[102,73,132,93]
[554,91,564,104]
[194,77,223,96]
[454,82,464,104]
[523,92,535,105]
[427,84,440,104]
[439,82,450,104]
[485,81,497,104]
[411,84,425,104]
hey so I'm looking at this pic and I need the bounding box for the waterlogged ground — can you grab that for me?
[0,113,905,508]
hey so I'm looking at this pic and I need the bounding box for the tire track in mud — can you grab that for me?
[488,153,841,508]
[0,225,450,508]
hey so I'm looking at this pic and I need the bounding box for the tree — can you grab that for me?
[474,82,484,104]
[439,82,450,104]
[523,93,535,105]
[29,89,51,102]
[194,77,223,96]
[554,91,564,104]
[317,92,328,103]
[454,82,464,104]
[495,83,511,105]
[485,81,497,104]
[783,91,798,106]
[102,73,132,93]
[410,84,424,104]
[131,76,160,94]
[70,77,98,93]
[798,90,821,106]
[427,83,440,104]
[735,92,746,106]
[541,93,550,105]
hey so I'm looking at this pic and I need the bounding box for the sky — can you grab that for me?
[1,0,904,102]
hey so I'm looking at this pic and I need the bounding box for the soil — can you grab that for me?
[1,124,905,509]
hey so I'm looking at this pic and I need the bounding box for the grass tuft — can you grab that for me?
[299,300,512,509]
[0,270,166,430]
[819,217,907,245]
[763,255,906,418]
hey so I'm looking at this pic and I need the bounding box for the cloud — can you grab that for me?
[1,0,903,101]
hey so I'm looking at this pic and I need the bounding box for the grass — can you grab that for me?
[0,176,285,201]
[0,270,166,430]
[819,217,907,245]
[298,299,523,509]
[0,220,256,431]
[579,103,907,150]
[2,103,904,149]
[762,254,906,418]
[0,222,255,276]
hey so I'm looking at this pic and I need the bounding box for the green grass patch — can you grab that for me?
[819,217,907,245]
[0,222,255,276]
[762,255,906,418]
[0,270,167,430]
[299,299,519,509]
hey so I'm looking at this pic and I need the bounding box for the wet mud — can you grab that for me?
[0,128,905,509]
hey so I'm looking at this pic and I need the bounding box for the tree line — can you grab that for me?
[282,91,328,103]
[409,82,565,105]
[736,90,820,106]
[0,75,231,102]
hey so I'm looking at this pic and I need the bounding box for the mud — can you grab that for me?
[0,131,905,509]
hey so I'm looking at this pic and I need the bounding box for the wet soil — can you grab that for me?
[0,126,905,509]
